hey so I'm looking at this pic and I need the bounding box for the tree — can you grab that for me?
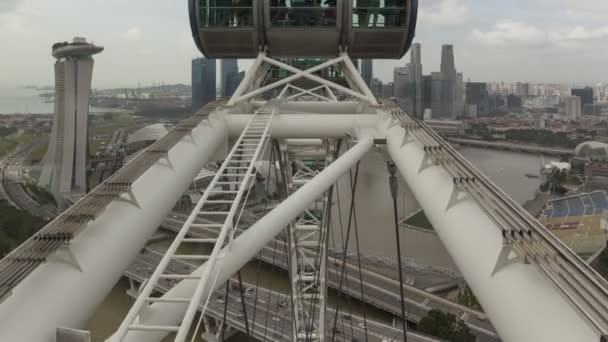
[457,285,482,311]
[417,310,476,342]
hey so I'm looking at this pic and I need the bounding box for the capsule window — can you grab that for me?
[198,0,254,27]
[270,0,337,27]
[353,0,407,28]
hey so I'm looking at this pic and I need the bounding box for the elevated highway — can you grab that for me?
[447,138,574,156]
[159,215,499,341]
[125,248,447,342]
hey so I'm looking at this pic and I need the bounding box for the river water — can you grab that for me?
[0,86,125,114]
[85,147,549,341]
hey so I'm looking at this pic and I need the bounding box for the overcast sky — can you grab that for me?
[1,0,608,88]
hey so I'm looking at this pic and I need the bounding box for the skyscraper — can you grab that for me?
[440,45,457,119]
[410,43,423,118]
[192,57,217,113]
[221,59,239,98]
[466,82,489,117]
[393,67,413,112]
[571,87,593,113]
[361,59,373,88]
[431,72,450,119]
[560,96,582,119]
[39,37,103,206]
[422,75,432,111]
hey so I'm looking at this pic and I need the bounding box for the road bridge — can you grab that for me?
[125,248,446,342]
[448,138,574,156]
[159,216,499,341]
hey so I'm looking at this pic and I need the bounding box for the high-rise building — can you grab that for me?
[431,72,450,119]
[440,45,457,118]
[422,75,432,110]
[571,87,593,114]
[382,82,394,99]
[466,82,489,117]
[410,43,423,117]
[192,57,217,113]
[220,59,239,98]
[515,82,530,97]
[39,38,103,206]
[455,72,464,117]
[507,95,523,111]
[371,78,383,97]
[361,59,373,88]
[560,96,582,119]
[393,67,413,113]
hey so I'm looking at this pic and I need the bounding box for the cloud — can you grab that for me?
[419,0,469,26]
[0,0,19,13]
[123,27,143,41]
[472,21,549,48]
[551,26,608,41]
[472,21,608,48]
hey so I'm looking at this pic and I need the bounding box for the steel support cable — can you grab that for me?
[330,157,362,342]
[388,161,409,342]
[251,145,277,334]
[332,178,355,340]
[415,131,608,330]
[327,197,348,341]
[273,139,301,341]
[407,108,608,301]
[301,140,341,342]
[237,271,253,340]
[410,119,608,328]
[392,105,608,334]
[348,162,370,342]
[220,280,230,342]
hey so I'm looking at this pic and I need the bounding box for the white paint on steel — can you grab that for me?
[230,55,347,106]
[385,125,600,342]
[225,114,378,139]
[0,118,229,342]
[227,53,266,106]
[106,137,374,342]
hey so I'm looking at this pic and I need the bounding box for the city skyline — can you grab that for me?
[2,0,608,87]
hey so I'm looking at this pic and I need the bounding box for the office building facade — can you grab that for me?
[560,95,582,119]
[220,59,239,98]
[192,57,217,113]
[572,87,594,114]
[466,82,489,117]
[361,59,373,88]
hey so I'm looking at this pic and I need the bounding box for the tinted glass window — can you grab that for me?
[353,0,407,28]
[270,0,337,27]
[198,0,254,27]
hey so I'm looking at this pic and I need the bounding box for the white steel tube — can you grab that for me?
[385,125,599,342]
[286,139,324,146]
[341,54,379,106]
[0,118,228,342]
[107,137,374,342]
[225,114,378,139]
[227,53,266,106]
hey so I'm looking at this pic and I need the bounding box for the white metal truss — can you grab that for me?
[283,142,335,342]
[114,108,276,342]
[278,84,338,102]
[227,52,378,107]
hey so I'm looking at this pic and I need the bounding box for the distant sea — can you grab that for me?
[0,86,126,115]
